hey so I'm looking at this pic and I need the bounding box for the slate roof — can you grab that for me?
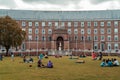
[0,9,120,21]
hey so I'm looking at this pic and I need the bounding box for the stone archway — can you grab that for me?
[56,37,64,50]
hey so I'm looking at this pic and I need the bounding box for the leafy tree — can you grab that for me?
[0,16,26,56]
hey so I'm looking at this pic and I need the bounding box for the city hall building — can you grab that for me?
[0,9,120,55]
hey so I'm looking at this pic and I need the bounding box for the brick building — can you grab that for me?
[0,9,120,55]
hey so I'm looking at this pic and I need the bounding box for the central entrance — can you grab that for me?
[56,37,64,50]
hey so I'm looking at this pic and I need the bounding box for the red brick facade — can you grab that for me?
[16,20,120,53]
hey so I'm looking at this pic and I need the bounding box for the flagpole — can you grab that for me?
[84,35,85,55]
[37,35,38,56]
[76,36,77,56]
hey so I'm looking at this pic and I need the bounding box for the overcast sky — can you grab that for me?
[0,0,120,11]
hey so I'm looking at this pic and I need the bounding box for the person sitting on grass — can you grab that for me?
[100,59,106,67]
[47,60,53,68]
[92,52,97,60]
[113,58,119,66]
[29,56,33,63]
[107,60,113,67]
[37,59,45,68]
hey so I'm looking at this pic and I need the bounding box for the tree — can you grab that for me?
[0,16,26,56]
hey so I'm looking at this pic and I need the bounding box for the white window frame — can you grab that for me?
[42,22,45,27]
[48,29,52,34]
[114,28,118,34]
[87,22,91,27]
[87,29,91,34]
[114,35,118,41]
[28,28,32,34]
[28,35,32,40]
[28,22,32,27]
[35,28,39,34]
[107,35,111,41]
[42,29,45,34]
[94,29,97,34]
[74,22,78,27]
[94,22,97,27]
[101,29,104,34]
[22,21,26,27]
[68,29,71,34]
[107,28,111,34]
[100,22,104,27]
[81,29,84,34]
[68,22,71,27]
[35,22,39,27]
[114,21,118,27]
[107,21,111,27]
[81,22,84,27]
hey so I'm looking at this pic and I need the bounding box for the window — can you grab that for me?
[48,29,52,34]
[61,22,64,26]
[74,29,78,34]
[28,28,32,34]
[81,29,84,34]
[42,36,46,41]
[55,22,58,26]
[68,22,71,27]
[87,22,91,27]
[87,36,91,41]
[22,21,26,27]
[114,28,118,34]
[87,29,91,34]
[101,35,105,41]
[42,22,45,27]
[42,29,45,34]
[107,43,111,51]
[68,29,71,34]
[107,35,111,41]
[48,22,52,26]
[74,36,78,40]
[114,21,118,27]
[94,43,98,50]
[100,22,104,27]
[107,28,111,34]
[101,29,104,34]
[74,22,78,27]
[107,21,111,27]
[94,22,98,27]
[81,22,84,27]
[94,29,97,34]
[114,43,119,50]
[35,22,39,27]
[28,35,32,40]
[94,36,98,41]
[35,28,39,34]
[35,35,39,41]
[81,36,84,41]
[22,28,26,31]
[48,36,52,41]
[114,35,118,41]
[28,22,32,27]
[21,43,26,51]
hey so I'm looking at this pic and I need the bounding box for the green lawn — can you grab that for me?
[0,56,120,80]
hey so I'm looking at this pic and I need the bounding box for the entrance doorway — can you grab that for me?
[56,37,64,50]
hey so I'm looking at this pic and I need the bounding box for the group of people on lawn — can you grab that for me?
[91,51,119,67]
[100,58,119,67]
[22,53,53,68]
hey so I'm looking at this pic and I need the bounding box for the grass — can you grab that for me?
[0,56,120,80]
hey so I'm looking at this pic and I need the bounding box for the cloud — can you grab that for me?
[0,0,16,8]
[22,0,81,5]
[90,0,120,4]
